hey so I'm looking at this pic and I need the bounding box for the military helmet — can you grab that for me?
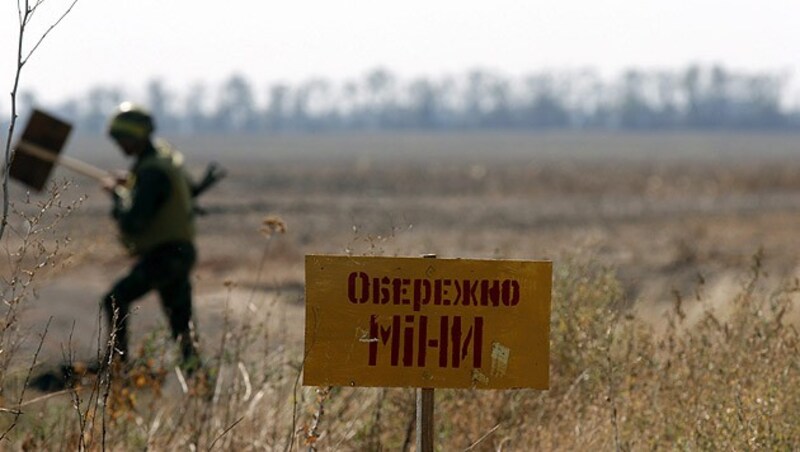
[108,102,155,140]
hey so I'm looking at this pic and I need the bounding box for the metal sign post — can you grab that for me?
[416,254,436,452]
[416,386,435,452]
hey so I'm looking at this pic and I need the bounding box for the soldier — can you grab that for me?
[102,102,200,373]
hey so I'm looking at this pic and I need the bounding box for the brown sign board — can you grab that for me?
[304,255,552,390]
[10,109,72,191]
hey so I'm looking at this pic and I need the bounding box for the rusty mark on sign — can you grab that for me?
[491,342,510,377]
[357,327,378,343]
[472,369,489,385]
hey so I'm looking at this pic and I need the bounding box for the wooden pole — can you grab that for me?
[15,140,109,181]
[416,253,436,452]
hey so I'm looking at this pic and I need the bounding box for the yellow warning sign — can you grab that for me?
[303,255,552,389]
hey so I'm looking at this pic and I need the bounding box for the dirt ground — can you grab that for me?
[6,130,800,367]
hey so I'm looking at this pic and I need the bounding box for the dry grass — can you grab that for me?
[3,132,800,449]
[1,251,798,450]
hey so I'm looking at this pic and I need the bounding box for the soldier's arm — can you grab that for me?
[115,168,171,235]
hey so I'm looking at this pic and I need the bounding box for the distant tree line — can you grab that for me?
[6,65,800,134]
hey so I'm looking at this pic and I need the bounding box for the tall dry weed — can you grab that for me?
[3,219,800,449]
[0,180,84,438]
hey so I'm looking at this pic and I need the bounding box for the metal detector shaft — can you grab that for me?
[15,139,109,182]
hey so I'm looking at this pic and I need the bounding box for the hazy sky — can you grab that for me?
[1,0,799,104]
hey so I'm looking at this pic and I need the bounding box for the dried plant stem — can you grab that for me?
[305,386,331,451]
[209,415,244,451]
[0,316,51,440]
[401,401,415,452]
[463,424,501,451]
[2,0,79,241]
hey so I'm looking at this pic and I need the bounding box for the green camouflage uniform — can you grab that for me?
[103,140,198,364]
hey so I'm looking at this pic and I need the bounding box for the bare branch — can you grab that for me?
[2,0,80,242]
[26,0,50,25]
[22,0,80,66]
